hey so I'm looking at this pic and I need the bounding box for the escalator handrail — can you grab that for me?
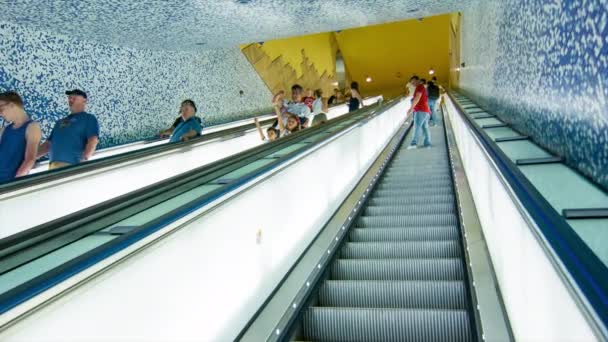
[0,116,276,195]
[0,98,375,196]
[0,99,398,319]
[447,91,608,334]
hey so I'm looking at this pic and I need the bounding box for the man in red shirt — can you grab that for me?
[407,75,432,149]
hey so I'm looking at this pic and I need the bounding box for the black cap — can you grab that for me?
[65,89,87,99]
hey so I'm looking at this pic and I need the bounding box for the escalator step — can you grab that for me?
[364,204,455,216]
[349,226,459,242]
[357,213,458,227]
[331,258,465,281]
[368,194,454,206]
[376,182,453,191]
[319,280,468,310]
[303,307,473,342]
[372,187,454,198]
[379,177,453,186]
[340,241,461,259]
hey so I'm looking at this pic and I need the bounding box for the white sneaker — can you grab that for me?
[407,145,417,150]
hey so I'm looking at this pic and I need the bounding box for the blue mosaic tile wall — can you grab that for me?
[0,21,272,148]
[459,0,608,190]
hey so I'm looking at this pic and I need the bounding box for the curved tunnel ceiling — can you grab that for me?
[1,0,472,51]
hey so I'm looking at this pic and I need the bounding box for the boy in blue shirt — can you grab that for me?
[170,99,202,143]
[38,89,100,169]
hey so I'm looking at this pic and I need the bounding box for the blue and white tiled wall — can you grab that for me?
[459,0,608,190]
[0,21,272,148]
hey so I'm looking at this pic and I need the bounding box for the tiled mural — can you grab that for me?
[0,1,474,52]
[0,21,272,148]
[459,0,608,190]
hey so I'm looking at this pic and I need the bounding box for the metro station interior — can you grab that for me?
[0,1,607,341]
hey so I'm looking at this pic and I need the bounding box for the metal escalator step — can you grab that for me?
[381,172,452,183]
[319,280,468,310]
[331,258,464,281]
[303,307,473,342]
[340,241,461,259]
[376,182,453,191]
[357,213,458,227]
[349,226,459,242]
[368,194,454,206]
[389,162,450,169]
[372,187,454,198]
[364,204,455,216]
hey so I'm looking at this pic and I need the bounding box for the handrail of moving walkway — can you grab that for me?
[0,98,399,323]
[447,91,608,336]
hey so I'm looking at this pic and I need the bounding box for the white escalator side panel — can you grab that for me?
[0,100,406,342]
[444,97,597,342]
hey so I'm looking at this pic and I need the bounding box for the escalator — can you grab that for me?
[293,110,478,341]
[0,98,397,330]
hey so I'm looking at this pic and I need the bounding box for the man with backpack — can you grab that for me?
[427,79,440,126]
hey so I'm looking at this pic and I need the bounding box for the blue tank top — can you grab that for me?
[0,120,33,183]
[348,97,360,112]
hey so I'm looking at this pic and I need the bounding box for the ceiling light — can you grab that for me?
[332,81,339,86]
[428,68,435,75]
[365,76,372,83]
[456,67,461,72]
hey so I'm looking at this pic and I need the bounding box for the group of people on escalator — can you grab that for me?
[0,88,202,183]
[405,75,442,149]
[254,82,364,142]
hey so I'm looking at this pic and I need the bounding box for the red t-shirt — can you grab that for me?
[413,84,430,113]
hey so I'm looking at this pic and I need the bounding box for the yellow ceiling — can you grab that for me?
[336,14,451,97]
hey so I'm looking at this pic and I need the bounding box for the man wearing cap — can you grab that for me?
[38,89,100,169]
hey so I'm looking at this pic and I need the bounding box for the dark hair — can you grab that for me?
[409,75,420,81]
[333,88,339,92]
[314,89,323,98]
[287,113,301,132]
[291,84,303,93]
[350,81,359,90]
[181,99,197,113]
[432,76,437,81]
[0,91,24,107]
[266,127,280,137]
[420,78,427,84]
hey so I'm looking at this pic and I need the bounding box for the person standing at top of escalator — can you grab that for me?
[427,79,440,126]
[0,91,42,183]
[37,89,99,170]
[348,82,364,112]
[407,75,432,149]
[170,99,202,143]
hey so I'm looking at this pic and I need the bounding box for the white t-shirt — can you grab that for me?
[312,98,323,115]
[283,100,311,119]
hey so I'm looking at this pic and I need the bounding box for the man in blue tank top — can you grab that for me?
[38,89,100,170]
[0,91,42,183]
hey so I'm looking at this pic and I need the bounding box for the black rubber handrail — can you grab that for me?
[0,99,398,319]
[0,116,276,194]
[448,91,608,334]
[0,98,371,195]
